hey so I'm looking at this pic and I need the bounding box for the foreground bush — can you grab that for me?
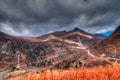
[10,63,120,80]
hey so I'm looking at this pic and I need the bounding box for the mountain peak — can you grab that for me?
[68,27,94,37]
[0,31,16,39]
[0,31,7,37]
[114,25,120,32]
[70,27,84,33]
[74,27,80,31]
[110,25,120,37]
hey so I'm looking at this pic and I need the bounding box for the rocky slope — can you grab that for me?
[91,25,120,58]
[0,28,103,69]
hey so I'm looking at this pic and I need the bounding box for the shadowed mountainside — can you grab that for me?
[0,28,106,69]
[91,25,120,58]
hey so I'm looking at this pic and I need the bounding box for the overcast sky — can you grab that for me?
[0,0,120,37]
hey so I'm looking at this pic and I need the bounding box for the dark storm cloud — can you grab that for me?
[0,0,120,37]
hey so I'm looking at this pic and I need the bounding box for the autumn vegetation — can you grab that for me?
[7,63,120,80]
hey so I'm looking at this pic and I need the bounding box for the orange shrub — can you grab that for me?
[10,63,120,80]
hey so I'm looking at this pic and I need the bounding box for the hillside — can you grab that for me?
[91,25,120,58]
[0,28,103,69]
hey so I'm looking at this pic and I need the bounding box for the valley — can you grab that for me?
[0,26,120,80]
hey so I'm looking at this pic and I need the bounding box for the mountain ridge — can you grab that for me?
[0,27,107,70]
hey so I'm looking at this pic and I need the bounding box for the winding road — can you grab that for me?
[78,39,95,58]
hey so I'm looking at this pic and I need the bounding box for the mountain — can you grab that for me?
[0,28,104,70]
[93,33,105,37]
[101,31,113,37]
[91,25,120,58]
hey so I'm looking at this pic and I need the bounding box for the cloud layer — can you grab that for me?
[0,0,120,37]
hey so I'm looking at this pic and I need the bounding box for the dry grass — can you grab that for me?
[8,63,120,80]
